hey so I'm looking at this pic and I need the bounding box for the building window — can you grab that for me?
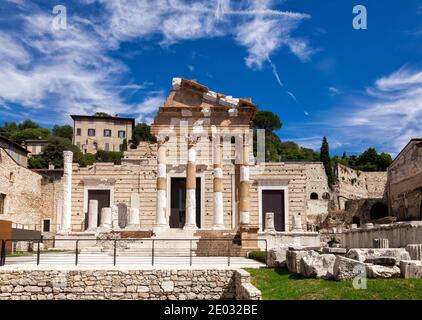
[0,193,5,215]
[104,129,112,137]
[76,128,82,136]
[88,129,96,136]
[105,143,110,151]
[310,192,319,200]
[32,145,36,153]
[42,219,51,232]
[118,130,126,138]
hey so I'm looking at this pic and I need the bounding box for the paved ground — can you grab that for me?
[3,252,265,270]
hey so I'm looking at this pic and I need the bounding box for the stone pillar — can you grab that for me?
[59,151,73,233]
[100,207,112,228]
[291,215,303,232]
[212,137,224,229]
[155,137,169,229]
[406,244,422,261]
[111,205,119,229]
[264,212,275,232]
[239,133,250,225]
[373,238,389,248]
[87,200,98,230]
[184,138,197,230]
[128,208,140,228]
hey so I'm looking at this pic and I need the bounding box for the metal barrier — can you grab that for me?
[0,237,268,267]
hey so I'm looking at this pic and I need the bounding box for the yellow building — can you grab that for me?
[23,139,48,157]
[71,113,135,154]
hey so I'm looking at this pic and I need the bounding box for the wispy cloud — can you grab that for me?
[0,0,312,124]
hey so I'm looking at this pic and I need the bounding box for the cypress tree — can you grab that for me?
[320,136,334,186]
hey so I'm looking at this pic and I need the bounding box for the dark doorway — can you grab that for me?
[170,177,201,228]
[370,202,388,220]
[118,203,128,228]
[262,189,285,231]
[352,216,361,227]
[87,190,110,229]
[42,219,51,232]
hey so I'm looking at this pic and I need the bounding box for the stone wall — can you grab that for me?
[0,148,59,227]
[333,163,387,210]
[342,221,422,249]
[0,268,261,300]
[258,231,320,250]
[387,139,422,221]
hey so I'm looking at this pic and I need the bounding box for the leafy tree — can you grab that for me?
[131,123,156,148]
[377,152,393,171]
[320,137,334,186]
[28,155,47,169]
[42,137,85,168]
[10,128,51,144]
[18,119,40,130]
[0,122,18,139]
[253,110,282,131]
[96,150,124,165]
[333,148,393,172]
[52,125,73,141]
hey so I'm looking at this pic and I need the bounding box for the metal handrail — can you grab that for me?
[0,237,268,267]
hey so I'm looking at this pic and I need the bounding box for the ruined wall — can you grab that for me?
[0,148,55,227]
[388,140,422,220]
[333,163,387,210]
[305,163,330,225]
[0,268,261,300]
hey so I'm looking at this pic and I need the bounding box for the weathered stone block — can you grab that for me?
[400,260,422,278]
[333,256,366,280]
[267,247,288,268]
[346,248,410,265]
[365,264,400,279]
[286,250,318,274]
[300,253,336,279]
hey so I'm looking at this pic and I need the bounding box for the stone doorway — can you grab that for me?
[87,190,110,229]
[262,190,285,231]
[170,177,201,229]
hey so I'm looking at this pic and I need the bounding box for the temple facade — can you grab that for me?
[53,78,327,248]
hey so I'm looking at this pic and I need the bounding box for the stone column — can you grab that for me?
[111,205,119,229]
[405,244,422,260]
[87,200,98,230]
[59,151,73,233]
[128,208,140,228]
[373,238,389,248]
[100,207,112,228]
[184,137,198,230]
[155,137,169,229]
[212,137,224,229]
[239,133,251,225]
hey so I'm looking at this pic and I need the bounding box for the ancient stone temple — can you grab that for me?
[49,78,327,249]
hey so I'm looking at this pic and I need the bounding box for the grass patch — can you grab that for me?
[246,268,422,300]
[248,251,266,263]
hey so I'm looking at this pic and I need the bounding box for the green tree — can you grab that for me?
[28,155,47,169]
[18,119,40,130]
[131,123,156,148]
[253,111,282,131]
[377,152,393,171]
[42,137,85,168]
[52,125,73,141]
[10,128,51,144]
[0,122,19,139]
[95,150,124,165]
[320,137,334,186]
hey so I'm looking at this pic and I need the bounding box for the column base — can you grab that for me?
[212,224,225,230]
[183,224,198,231]
[153,224,169,233]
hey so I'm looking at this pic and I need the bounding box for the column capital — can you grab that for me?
[157,135,169,145]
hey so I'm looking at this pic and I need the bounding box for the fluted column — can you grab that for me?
[59,151,73,233]
[213,136,224,229]
[155,136,169,229]
[184,137,198,230]
[239,133,251,225]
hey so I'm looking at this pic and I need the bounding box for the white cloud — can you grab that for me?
[135,94,166,122]
[0,0,312,124]
[328,87,339,96]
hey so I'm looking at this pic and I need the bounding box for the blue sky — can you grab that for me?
[0,0,421,155]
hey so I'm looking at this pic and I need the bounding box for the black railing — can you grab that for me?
[0,238,268,267]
